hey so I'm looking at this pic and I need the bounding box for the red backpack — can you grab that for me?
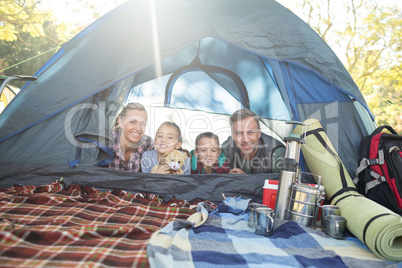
[354,125,402,215]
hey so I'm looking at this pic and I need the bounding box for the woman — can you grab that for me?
[107,102,154,172]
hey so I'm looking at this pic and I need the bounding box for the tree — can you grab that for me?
[0,0,126,82]
[0,0,51,41]
[0,0,75,87]
[1,22,62,78]
[277,0,402,133]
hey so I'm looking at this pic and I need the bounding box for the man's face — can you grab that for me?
[118,109,148,145]
[231,116,261,158]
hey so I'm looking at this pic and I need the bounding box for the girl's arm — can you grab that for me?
[141,157,151,173]
[152,164,171,174]
[141,150,156,173]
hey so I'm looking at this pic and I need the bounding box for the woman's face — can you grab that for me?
[118,109,148,145]
[195,137,221,168]
[154,125,182,155]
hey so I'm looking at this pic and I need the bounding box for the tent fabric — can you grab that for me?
[0,0,373,137]
[0,0,375,188]
[0,163,276,203]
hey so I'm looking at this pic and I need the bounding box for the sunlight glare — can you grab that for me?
[149,0,162,78]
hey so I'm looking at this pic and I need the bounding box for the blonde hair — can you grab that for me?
[115,102,147,130]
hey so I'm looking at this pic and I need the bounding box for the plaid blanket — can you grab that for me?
[147,198,402,268]
[0,182,206,267]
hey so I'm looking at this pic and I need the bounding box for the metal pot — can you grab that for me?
[287,183,325,227]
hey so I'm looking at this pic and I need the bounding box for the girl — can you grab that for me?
[141,122,191,174]
[191,132,229,174]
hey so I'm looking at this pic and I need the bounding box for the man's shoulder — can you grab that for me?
[221,136,234,150]
[260,132,285,148]
[221,136,235,156]
[221,135,231,145]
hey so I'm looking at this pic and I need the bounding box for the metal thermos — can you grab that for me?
[274,121,306,220]
[275,169,297,220]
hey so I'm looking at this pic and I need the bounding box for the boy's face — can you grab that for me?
[195,137,221,168]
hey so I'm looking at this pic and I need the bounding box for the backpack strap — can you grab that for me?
[372,125,398,136]
[365,171,387,193]
[305,128,358,203]
[389,146,401,153]
[355,158,369,179]
[362,213,394,245]
[377,150,385,165]
[333,193,364,206]
[354,150,385,184]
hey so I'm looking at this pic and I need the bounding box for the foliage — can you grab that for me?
[1,0,400,132]
[0,0,77,87]
[356,5,402,133]
[0,0,51,41]
[278,0,401,133]
[1,22,57,77]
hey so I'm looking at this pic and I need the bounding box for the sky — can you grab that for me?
[40,0,127,27]
[40,0,400,29]
[39,0,400,64]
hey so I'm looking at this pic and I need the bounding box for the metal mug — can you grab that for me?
[325,215,346,239]
[254,207,275,236]
[321,205,340,232]
[248,203,268,228]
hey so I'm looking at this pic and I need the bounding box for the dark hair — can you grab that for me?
[115,102,147,130]
[157,121,182,142]
[157,121,190,157]
[195,132,220,149]
[229,108,260,129]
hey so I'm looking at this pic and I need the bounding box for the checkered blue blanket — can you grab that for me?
[147,198,402,268]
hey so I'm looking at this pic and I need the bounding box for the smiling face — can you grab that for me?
[118,109,148,147]
[195,137,221,168]
[231,116,261,159]
[154,124,182,156]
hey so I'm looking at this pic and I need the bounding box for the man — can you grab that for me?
[107,102,154,172]
[221,109,285,174]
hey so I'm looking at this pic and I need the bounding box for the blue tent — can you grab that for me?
[0,0,375,201]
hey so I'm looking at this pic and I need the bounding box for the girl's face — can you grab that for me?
[155,125,182,155]
[195,137,221,168]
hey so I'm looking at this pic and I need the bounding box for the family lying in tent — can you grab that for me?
[105,102,286,175]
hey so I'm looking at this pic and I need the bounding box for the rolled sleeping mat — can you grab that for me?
[334,193,402,261]
[294,118,402,261]
[293,119,356,201]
